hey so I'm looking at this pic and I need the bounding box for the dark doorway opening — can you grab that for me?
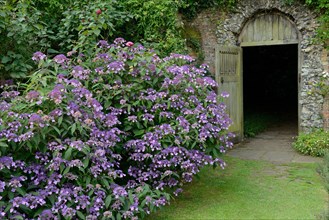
[243,44,298,134]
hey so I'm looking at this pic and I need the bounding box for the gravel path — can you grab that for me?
[227,121,322,163]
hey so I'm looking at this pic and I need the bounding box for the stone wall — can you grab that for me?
[321,50,329,130]
[187,0,326,132]
[188,9,226,74]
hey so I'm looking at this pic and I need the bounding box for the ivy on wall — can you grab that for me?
[285,0,329,46]
[305,0,329,46]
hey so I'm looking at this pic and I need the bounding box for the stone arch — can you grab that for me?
[238,11,300,46]
[216,0,318,46]
[214,0,325,131]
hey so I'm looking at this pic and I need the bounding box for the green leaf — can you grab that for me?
[124,126,133,131]
[64,147,73,160]
[86,176,91,186]
[136,122,142,129]
[128,191,134,203]
[71,123,77,135]
[48,194,56,205]
[105,195,112,208]
[33,208,45,218]
[0,142,8,148]
[133,129,144,136]
[212,148,219,158]
[58,116,63,126]
[1,56,11,64]
[77,211,85,219]
[8,191,14,200]
[94,29,101,36]
[16,188,26,196]
[102,178,110,188]
[62,166,70,175]
[141,198,147,207]
[7,32,14,37]
[4,204,12,213]
[83,158,89,168]
[52,126,61,135]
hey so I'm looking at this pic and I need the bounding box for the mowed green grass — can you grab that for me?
[147,157,328,220]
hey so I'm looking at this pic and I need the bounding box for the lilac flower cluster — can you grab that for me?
[0,38,233,219]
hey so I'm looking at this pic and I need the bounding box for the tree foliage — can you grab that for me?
[0,0,240,79]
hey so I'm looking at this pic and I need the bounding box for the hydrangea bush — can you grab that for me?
[0,38,233,219]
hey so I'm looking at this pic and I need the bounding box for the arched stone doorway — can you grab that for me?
[216,11,301,140]
[210,1,325,141]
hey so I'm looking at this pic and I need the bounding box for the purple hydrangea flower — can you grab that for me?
[53,54,68,64]
[26,90,40,101]
[38,209,56,220]
[97,40,109,48]
[128,116,138,122]
[114,37,126,45]
[113,186,128,199]
[107,61,124,73]
[221,91,230,98]
[32,51,47,61]
[0,101,10,111]
[0,181,5,192]
[1,91,20,98]
[8,176,27,192]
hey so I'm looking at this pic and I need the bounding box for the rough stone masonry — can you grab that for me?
[188,0,328,132]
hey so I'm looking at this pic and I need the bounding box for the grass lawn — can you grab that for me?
[147,156,328,220]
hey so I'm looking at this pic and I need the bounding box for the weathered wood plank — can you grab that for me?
[278,15,284,40]
[265,14,273,41]
[283,18,292,40]
[239,13,298,44]
[241,39,299,47]
[272,14,279,41]
[260,16,267,41]
[215,46,243,139]
[247,20,254,42]
[291,24,298,40]
[253,18,262,41]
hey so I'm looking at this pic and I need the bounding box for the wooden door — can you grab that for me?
[215,45,243,141]
[238,13,299,46]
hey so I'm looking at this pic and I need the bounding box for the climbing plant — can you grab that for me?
[307,0,329,46]
[286,0,329,46]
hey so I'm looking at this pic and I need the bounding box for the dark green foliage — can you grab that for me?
[304,0,329,47]
[293,130,329,157]
[121,0,186,56]
[3,0,329,80]
[0,0,130,79]
[182,25,204,63]
[179,0,237,20]
[0,0,48,79]
[288,0,329,47]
